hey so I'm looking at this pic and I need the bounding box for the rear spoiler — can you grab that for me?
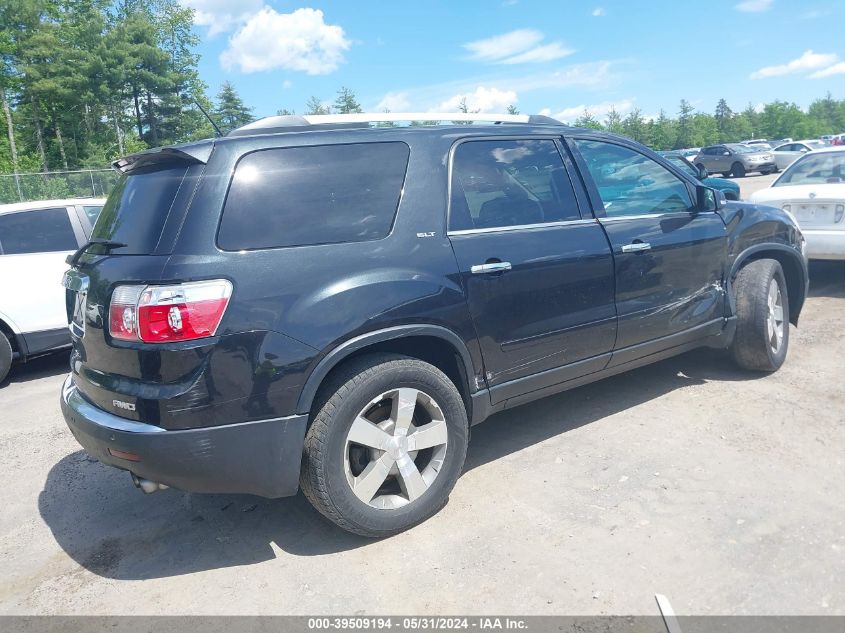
[111,142,214,174]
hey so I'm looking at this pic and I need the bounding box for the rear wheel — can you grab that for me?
[301,353,468,537]
[0,331,12,384]
[730,259,789,372]
[731,162,746,178]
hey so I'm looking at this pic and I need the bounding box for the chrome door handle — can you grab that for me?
[471,261,512,274]
[621,242,651,253]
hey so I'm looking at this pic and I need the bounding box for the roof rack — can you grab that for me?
[227,112,562,137]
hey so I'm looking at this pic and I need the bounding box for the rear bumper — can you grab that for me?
[804,230,845,260]
[748,162,776,173]
[60,376,307,498]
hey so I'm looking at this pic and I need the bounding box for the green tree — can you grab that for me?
[650,110,675,149]
[333,86,361,114]
[574,108,603,130]
[213,81,253,133]
[604,106,623,134]
[714,98,734,142]
[675,99,695,149]
[506,104,519,115]
[621,108,649,145]
[305,95,330,115]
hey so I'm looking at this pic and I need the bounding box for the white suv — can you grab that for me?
[0,198,104,383]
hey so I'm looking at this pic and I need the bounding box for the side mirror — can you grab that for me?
[722,151,731,156]
[799,148,809,153]
[697,186,725,212]
[697,164,708,179]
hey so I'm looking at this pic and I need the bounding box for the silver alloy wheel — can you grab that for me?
[767,278,785,353]
[344,387,448,510]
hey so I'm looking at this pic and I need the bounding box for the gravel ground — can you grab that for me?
[0,230,842,616]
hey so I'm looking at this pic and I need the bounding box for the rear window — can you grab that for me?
[0,207,77,255]
[92,165,189,254]
[218,142,410,251]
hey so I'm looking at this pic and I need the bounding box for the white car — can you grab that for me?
[750,147,845,260]
[0,198,104,383]
[771,140,827,170]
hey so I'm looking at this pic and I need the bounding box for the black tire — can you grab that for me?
[300,353,469,537]
[730,259,789,372]
[731,162,746,178]
[0,331,12,385]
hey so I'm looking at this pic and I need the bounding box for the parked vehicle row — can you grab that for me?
[57,113,808,536]
[0,199,103,383]
[662,153,740,200]
[693,143,777,178]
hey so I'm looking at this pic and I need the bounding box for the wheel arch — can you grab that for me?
[0,314,25,359]
[729,245,807,326]
[297,325,480,420]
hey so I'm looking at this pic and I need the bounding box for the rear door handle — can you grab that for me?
[621,242,651,253]
[471,261,512,274]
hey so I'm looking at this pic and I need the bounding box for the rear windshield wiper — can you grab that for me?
[66,238,128,266]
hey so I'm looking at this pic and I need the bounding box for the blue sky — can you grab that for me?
[183,0,845,122]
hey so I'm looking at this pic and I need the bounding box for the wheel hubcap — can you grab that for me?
[767,279,784,354]
[344,387,448,510]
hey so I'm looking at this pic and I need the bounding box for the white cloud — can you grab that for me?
[811,62,845,79]
[734,0,773,12]
[179,0,262,36]
[376,92,411,112]
[551,99,635,123]
[592,7,605,16]
[282,80,293,89]
[435,87,518,113]
[220,8,351,74]
[750,50,838,79]
[463,29,572,65]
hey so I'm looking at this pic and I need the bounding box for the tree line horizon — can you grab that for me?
[2,0,844,183]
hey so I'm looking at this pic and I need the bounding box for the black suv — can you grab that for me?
[61,113,808,537]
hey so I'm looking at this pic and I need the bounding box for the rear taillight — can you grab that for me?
[109,280,232,343]
[835,204,844,223]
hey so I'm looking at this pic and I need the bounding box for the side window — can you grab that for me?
[218,142,410,250]
[82,205,103,225]
[449,139,580,231]
[574,139,694,217]
[0,207,77,255]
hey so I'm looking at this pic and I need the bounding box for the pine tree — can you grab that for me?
[604,106,623,134]
[714,98,734,142]
[574,109,603,129]
[675,99,695,149]
[305,96,330,115]
[333,86,361,114]
[214,81,253,133]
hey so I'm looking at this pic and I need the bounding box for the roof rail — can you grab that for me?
[227,112,562,136]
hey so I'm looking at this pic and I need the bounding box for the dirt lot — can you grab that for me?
[0,181,842,615]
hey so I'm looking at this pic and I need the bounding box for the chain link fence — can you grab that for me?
[0,169,119,204]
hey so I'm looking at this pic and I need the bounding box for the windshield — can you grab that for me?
[667,156,698,178]
[731,145,763,154]
[773,152,845,186]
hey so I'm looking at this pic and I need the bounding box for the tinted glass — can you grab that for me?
[574,139,694,217]
[774,153,844,186]
[82,205,103,225]
[667,156,698,179]
[449,139,580,231]
[218,142,410,250]
[0,207,77,255]
[92,165,189,254]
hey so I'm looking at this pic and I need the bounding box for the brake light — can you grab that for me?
[835,204,844,223]
[109,280,232,343]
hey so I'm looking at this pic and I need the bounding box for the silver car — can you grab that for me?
[771,140,827,170]
[693,143,777,178]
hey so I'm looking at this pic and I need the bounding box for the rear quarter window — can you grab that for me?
[0,207,77,255]
[217,142,410,250]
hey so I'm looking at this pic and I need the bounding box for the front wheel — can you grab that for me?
[300,353,469,537]
[731,162,746,178]
[730,259,789,372]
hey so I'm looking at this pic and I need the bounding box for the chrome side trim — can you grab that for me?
[598,211,695,223]
[448,218,596,236]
